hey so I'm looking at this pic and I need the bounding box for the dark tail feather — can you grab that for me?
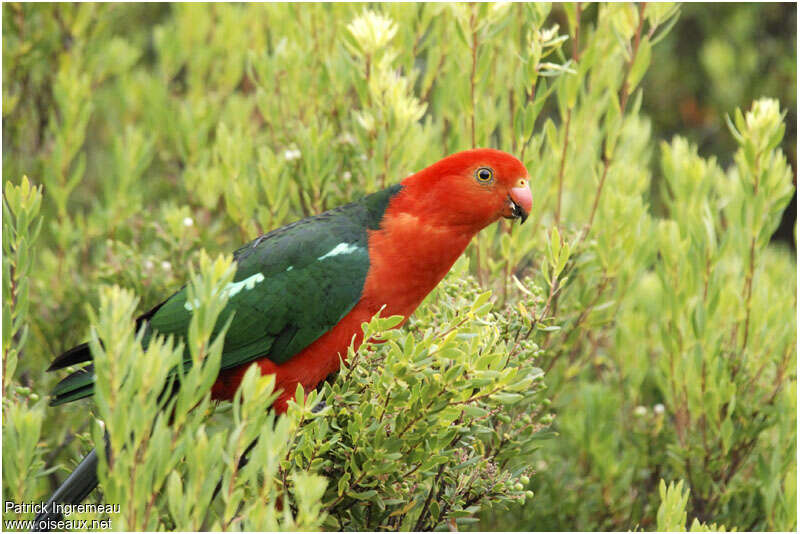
[210,401,326,501]
[32,449,99,531]
[33,402,324,531]
[211,438,259,502]
[47,343,92,372]
[47,299,166,373]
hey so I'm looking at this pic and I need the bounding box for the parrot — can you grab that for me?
[33,148,532,529]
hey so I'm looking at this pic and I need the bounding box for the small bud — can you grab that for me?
[539,24,560,43]
[653,403,665,415]
[284,149,302,161]
[338,132,356,145]
[182,217,194,227]
[745,98,782,148]
[634,405,647,417]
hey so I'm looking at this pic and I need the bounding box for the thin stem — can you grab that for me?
[420,53,446,104]
[364,53,372,102]
[740,237,756,353]
[502,221,514,305]
[509,88,517,153]
[554,109,572,227]
[397,389,446,438]
[323,472,366,513]
[572,3,583,63]
[740,150,762,354]
[474,235,485,287]
[469,11,478,149]
[581,157,611,242]
[544,275,609,373]
[580,2,646,244]
[448,385,505,407]
[619,3,647,114]
[414,464,445,531]
[3,263,18,393]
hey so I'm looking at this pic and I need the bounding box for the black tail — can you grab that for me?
[32,449,99,531]
[210,401,326,501]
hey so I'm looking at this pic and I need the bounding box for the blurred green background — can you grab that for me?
[544,2,797,247]
[640,3,796,247]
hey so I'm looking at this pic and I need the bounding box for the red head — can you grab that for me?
[398,149,532,231]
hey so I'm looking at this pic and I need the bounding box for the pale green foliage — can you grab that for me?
[2,396,47,524]
[2,3,795,532]
[656,480,727,532]
[2,177,48,522]
[3,177,43,392]
[85,255,326,530]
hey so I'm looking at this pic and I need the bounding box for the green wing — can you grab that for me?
[151,218,369,368]
[49,185,402,405]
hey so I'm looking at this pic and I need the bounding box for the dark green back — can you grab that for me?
[50,185,402,405]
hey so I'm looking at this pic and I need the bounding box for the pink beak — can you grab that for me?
[509,182,533,223]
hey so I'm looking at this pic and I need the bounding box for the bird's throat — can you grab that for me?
[361,211,475,318]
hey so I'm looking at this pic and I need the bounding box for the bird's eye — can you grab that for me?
[475,167,494,184]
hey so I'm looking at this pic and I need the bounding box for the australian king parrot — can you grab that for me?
[34,148,532,528]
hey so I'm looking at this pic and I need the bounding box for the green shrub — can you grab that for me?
[286,263,550,530]
[3,177,48,523]
[2,3,795,531]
